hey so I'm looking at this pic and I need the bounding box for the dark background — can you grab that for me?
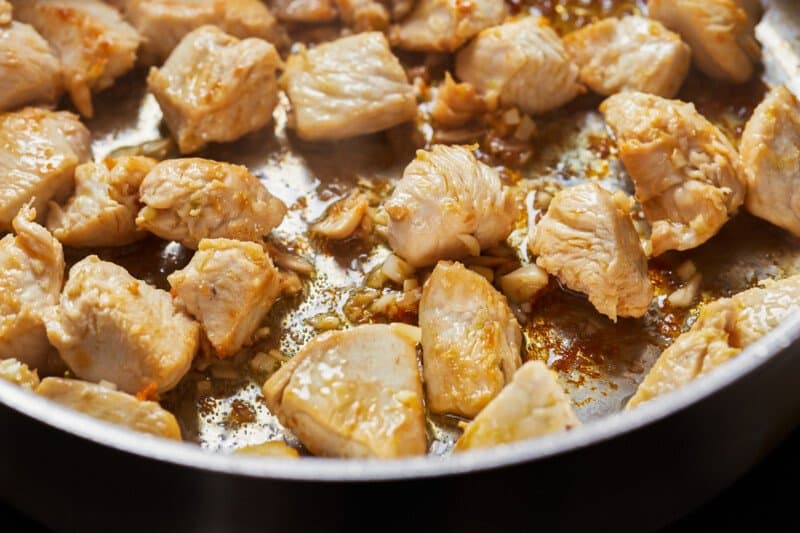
[3,427,800,532]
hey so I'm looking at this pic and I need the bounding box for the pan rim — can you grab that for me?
[2,310,799,482]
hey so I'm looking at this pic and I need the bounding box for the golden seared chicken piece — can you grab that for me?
[37,378,181,439]
[235,440,299,458]
[385,145,516,268]
[419,261,522,418]
[601,92,746,256]
[740,85,800,237]
[46,156,156,248]
[119,0,284,65]
[648,0,760,83]
[0,1,10,24]
[168,239,281,357]
[45,256,199,395]
[281,32,416,141]
[455,17,583,115]
[0,21,63,111]
[136,158,286,249]
[0,107,90,231]
[10,0,139,118]
[530,183,652,321]
[455,361,579,451]
[628,275,800,408]
[390,0,505,53]
[270,0,337,23]
[263,323,426,458]
[336,0,389,31]
[563,16,691,98]
[148,26,281,154]
[0,359,41,390]
[0,208,63,372]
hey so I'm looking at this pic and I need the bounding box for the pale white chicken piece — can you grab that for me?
[263,323,426,458]
[45,256,199,395]
[0,359,41,390]
[136,158,286,249]
[385,145,516,268]
[529,183,652,321]
[46,156,156,247]
[11,0,140,117]
[390,0,505,53]
[648,0,760,83]
[37,377,182,439]
[455,361,579,451]
[419,261,522,418]
[563,15,691,98]
[455,17,583,115]
[168,239,281,358]
[601,92,746,256]
[281,32,416,141]
[148,25,281,154]
[0,207,63,372]
[628,275,800,408]
[0,107,91,231]
[336,0,389,31]
[0,21,63,111]
[120,0,284,65]
[0,1,11,25]
[270,0,337,23]
[740,85,800,237]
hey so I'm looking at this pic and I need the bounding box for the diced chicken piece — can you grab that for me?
[563,15,691,98]
[120,0,284,65]
[430,72,487,128]
[0,21,63,111]
[740,85,800,236]
[628,275,800,408]
[648,0,760,83]
[263,323,426,458]
[168,239,281,357]
[0,107,91,231]
[136,158,286,249]
[46,156,156,247]
[530,183,652,321]
[281,32,416,141]
[455,17,583,115]
[11,0,140,117]
[148,26,281,154]
[235,440,300,458]
[336,0,389,31]
[311,191,369,240]
[385,145,516,268]
[419,261,522,418]
[0,1,10,25]
[0,359,41,390]
[601,92,746,256]
[0,207,64,371]
[45,256,199,394]
[37,377,181,439]
[498,264,549,305]
[390,0,506,53]
[455,361,579,451]
[270,0,337,23]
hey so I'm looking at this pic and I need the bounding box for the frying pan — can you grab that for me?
[2,1,800,531]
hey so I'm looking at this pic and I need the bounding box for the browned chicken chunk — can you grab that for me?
[0,1,10,24]
[270,0,337,23]
[45,256,199,395]
[281,32,416,141]
[740,85,800,237]
[390,0,506,52]
[419,261,522,418]
[0,207,64,372]
[563,15,691,98]
[11,0,140,117]
[455,17,583,115]
[37,377,182,439]
[148,25,281,154]
[628,275,800,408]
[648,0,760,83]
[336,0,389,31]
[601,92,746,256]
[136,158,286,249]
[0,20,63,111]
[529,183,653,321]
[47,156,156,247]
[0,359,41,390]
[263,323,426,458]
[385,145,516,268]
[455,361,579,451]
